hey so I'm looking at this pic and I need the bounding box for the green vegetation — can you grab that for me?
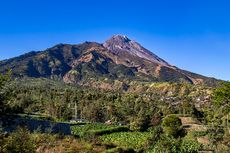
[1,126,36,153]
[0,77,229,152]
[0,70,11,114]
[213,82,230,107]
[162,115,182,137]
[180,139,202,153]
[71,124,129,137]
[147,136,201,153]
[0,126,106,153]
[100,132,151,152]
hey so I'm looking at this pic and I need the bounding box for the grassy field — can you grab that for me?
[71,123,151,152]
[100,132,152,152]
[71,123,129,137]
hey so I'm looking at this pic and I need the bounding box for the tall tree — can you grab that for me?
[0,71,11,114]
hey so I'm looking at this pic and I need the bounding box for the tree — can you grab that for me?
[213,81,230,107]
[212,81,230,125]
[181,99,193,115]
[0,71,11,115]
[162,115,182,137]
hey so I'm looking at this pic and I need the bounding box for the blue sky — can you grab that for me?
[0,0,229,80]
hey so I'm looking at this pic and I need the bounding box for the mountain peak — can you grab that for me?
[103,35,170,66]
[107,34,131,43]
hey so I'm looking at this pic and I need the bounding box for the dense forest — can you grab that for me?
[0,72,230,153]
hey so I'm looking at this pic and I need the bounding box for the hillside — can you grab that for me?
[0,35,219,89]
[1,62,229,153]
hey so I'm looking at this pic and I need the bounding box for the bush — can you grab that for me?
[180,139,201,153]
[2,126,36,153]
[147,135,181,153]
[162,115,182,137]
[190,131,208,137]
[146,136,201,153]
[145,125,163,147]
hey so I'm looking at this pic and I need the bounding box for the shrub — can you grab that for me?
[180,139,201,153]
[190,131,207,137]
[148,135,181,153]
[145,125,163,148]
[146,136,201,153]
[2,126,36,153]
[162,115,182,137]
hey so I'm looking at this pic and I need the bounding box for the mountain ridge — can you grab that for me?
[0,35,219,88]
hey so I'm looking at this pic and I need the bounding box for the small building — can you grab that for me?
[105,120,112,125]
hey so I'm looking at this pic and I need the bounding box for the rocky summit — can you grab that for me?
[104,35,169,66]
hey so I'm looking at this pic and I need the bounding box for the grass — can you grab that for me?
[100,132,152,152]
[71,123,129,137]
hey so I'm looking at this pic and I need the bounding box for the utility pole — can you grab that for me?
[71,100,78,121]
[75,101,77,120]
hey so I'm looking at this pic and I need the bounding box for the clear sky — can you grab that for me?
[0,0,229,81]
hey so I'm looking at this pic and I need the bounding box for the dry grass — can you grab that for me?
[197,136,210,145]
[180,117,207,132]
[35,135,105,153]
[180,117,200,125]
